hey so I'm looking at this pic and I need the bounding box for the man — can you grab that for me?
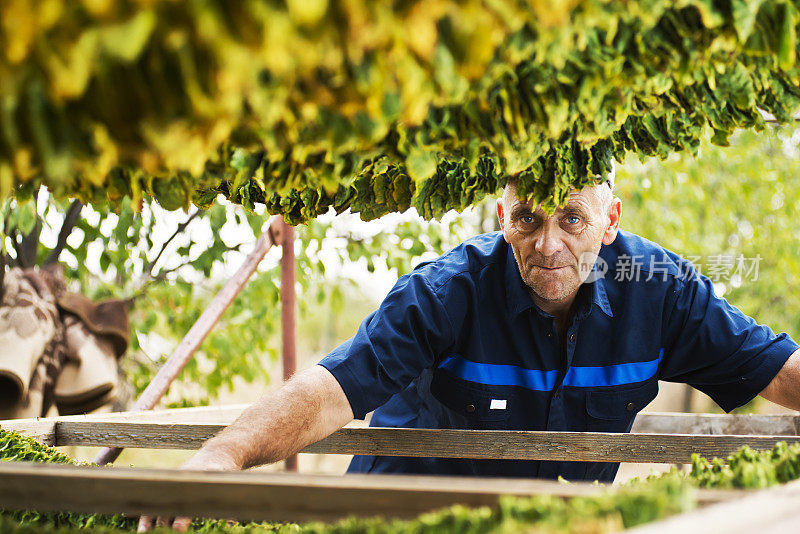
[140,173,800,530]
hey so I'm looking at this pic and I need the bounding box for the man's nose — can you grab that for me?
[533,224,563,257]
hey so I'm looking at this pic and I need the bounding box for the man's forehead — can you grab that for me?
[510,187,596,211]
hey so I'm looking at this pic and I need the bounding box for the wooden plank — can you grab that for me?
[70,404,247,423]
[58,421,220,449]
[0,404,246,425]
[629,478,800,534]
[3,408,798,442]
[632,413,800,436]
[0,461,741,523]
[304,427,800,464]
[0,420,57,446]
[0,461,608,522]
[0,405,248,446]
[50,422,800,464]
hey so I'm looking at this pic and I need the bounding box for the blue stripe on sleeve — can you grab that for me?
[438,349,663,390]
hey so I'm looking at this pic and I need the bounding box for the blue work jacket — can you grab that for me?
[318,231,797,481]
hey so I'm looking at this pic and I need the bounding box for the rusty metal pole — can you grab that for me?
[94,218,282,466]
[280,219,298,472]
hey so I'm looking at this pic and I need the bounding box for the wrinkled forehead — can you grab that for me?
[504,184,603,212]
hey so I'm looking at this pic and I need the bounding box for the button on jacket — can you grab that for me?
[319,231,797,481]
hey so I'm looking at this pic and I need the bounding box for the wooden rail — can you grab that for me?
[301,427,800,464]
[630,412,800,436]
[3,407,799,447]
[0,405,250,446]
[0,461,742,523]
[4,419,800,464]
[0,461,607,522]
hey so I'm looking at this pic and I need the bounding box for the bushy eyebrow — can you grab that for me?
[562,204,590,218]
[510,205,536,219]
[511,203,588,217]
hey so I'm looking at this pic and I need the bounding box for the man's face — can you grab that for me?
[497,184,621,307]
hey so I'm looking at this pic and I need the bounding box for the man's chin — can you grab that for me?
[527,284,572,303]
[525,276,580,303]
[533,291,571,303]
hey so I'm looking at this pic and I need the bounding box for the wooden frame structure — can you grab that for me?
[3,407,800,531]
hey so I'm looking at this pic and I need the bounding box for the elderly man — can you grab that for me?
[141,173,800,529]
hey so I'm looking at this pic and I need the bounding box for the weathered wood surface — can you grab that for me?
[0,405,249,446]
[0,412,800,463]
[0,420,58,446]
[0,461,604,522]
[632,412,800,436]
[4,408,798,444]
[629,478,800,534]
[0,461,743,522]
[303,427,800,464]
[37,422,800,463]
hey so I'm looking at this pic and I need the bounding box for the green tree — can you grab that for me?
[617,127,800,339]
[1,193,481,407]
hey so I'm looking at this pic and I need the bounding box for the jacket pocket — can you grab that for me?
[585,381,658,430]
[430,369,513,426]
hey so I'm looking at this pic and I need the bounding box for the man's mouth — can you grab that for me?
[532,265,568,271]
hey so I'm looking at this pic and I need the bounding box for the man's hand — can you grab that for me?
[137,449,240,532]
[136,365,353,531]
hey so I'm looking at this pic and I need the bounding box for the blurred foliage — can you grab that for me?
[617,127,800,340]
[132,212,477,406]
[1,189,477,405]
[2,196,282,404]
[3,1,800,222]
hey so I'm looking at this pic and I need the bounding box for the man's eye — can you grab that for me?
[566,216,581,225]
[521,216,534,224]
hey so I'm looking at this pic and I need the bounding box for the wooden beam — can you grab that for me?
[2,404,247,427]
[0,461,742,523]
[303,427,800,464]
[0,420,57,446]
[47,422,800,464]
[632,413,800,436]
[0,461,606,522]
[4,409,799,458]
[629,479,800,534]
[280,219,298,472]
[5,408,797,438]
[0,405,248,445]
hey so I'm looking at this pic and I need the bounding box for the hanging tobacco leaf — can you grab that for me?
[1,1,799,221]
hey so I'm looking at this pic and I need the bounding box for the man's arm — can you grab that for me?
[138,365,353,531]
[189,364,353,469]
[760,348,800,410]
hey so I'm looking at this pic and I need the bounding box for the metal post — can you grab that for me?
[94,218,282,466]
[280,219,298,471]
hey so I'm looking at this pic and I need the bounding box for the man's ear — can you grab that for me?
[496,197,505,232]
[602,198,622,245]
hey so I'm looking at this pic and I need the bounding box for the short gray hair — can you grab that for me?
[598,159,615,192]
[502,159,615,200]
